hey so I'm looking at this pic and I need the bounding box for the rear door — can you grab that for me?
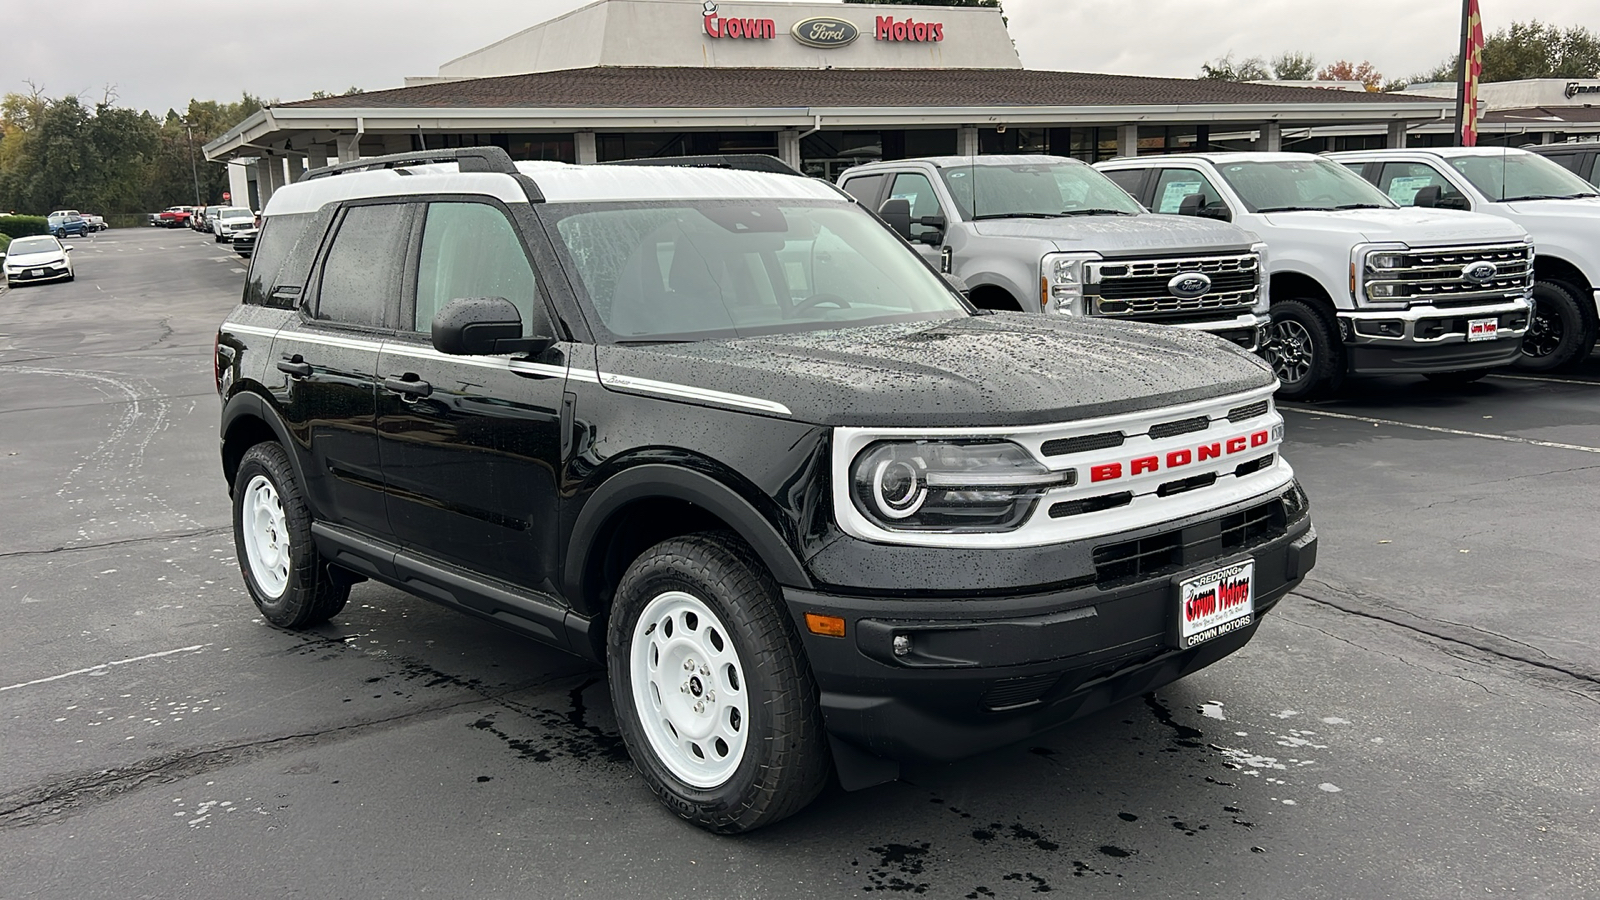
[375,198,568,594]
[272,201,416,539]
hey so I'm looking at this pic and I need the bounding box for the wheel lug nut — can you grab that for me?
[683,659,694,671]
[699,666,709,676]
[705,691,715,702]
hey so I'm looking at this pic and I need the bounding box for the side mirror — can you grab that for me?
[915,213,946,245]
[1438,194,1471,211]
[432,297,554,357]
[878,198,915,242]
[62,245,73,252]
[1412,185,1441,208]
[1177,193,1206,217]
[1198,204,1232,222]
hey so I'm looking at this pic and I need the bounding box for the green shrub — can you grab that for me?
[0,216,49,239]
[0,234,10,255]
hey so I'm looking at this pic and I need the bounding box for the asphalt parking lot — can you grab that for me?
[2,227,1597,898]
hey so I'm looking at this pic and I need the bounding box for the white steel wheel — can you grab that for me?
[630,589,749,789]
[240,474,290,598]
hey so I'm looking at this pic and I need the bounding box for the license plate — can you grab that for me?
[29,269,43,277]
[1467,317,1498,342]
[1177,560,1255,649]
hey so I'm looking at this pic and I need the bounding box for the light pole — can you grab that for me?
[181,120,202,206]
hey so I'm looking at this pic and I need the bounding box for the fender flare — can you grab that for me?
[219,389,304,491]
[563,463,813,615]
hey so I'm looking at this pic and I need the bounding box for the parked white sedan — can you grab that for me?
[2,235,75,286]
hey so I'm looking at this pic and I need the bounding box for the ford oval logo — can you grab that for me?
[1168,273,1212,299]
[1462,261,1498,285]
[791,16,860,48]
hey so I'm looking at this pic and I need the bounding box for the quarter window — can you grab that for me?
[316,204,412,328]
[415,202,540,335]
[840,174,887,206]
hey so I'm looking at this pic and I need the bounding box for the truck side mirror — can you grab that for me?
[432,297,554,357]
[915,213,946,245]
[878,198,915,242]
[1177,193,1206,217]
[1412,185,1442,208]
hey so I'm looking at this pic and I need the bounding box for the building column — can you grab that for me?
[227,161,251,209]
[1256,122,1282,152]
[255,156,285,207]
[1116,124,1139,159]
[1385,121,1409,149]
[1195,125,1210,152]
[575,131,598,164]
[335,132,362,163]
[778,129,800,170]
[285,156,307,184]
[307,144,330,173]
[957,125,980,157]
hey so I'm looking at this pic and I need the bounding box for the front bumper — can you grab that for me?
[1338,298,1530,374]
[1171,312,1271,352]
[785,484,1315,772]
[5,265,71,284]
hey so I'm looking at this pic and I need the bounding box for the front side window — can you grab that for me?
[939,161,1143,219]
[549,201,967,341]
[415,202,540,334]
[315,204,411,328]
[1449,152,1599,202]
[1375,162,1467,207]
[887,172,946,241]
[1152,168,1227,214]
[1214,158,1397,213]
[839,173,886,206]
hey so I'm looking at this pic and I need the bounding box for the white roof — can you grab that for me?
[1327,146,1539,160]
[262,160,839,216]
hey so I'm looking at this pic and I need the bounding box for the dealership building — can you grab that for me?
[209,0,1474,208]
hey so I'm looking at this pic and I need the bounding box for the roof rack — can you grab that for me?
[302,146,521,181]
[599,154,806,177]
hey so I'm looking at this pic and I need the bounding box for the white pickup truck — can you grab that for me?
[1096,152,1534,398]
[1327,146,1600,372]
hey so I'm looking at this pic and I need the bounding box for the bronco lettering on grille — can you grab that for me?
[1090,430,1271,483]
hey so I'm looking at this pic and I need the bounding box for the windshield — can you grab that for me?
[548,200,968,341]
[1449,152,1599,202]
[1214,158,1398,213]
[220,208,253,219]
[939,161,1144,219]
[8,237,61,255]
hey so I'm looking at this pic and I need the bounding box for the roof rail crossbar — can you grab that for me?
[599,154,806,178]
[302,146,521,181]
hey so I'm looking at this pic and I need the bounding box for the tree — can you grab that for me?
[1317,59,1384,90]
[1272,52,1318,81]
[1199,53,1270,82]
[1479,21,1600,81]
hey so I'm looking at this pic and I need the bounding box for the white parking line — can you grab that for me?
[1280,406,1600,455]
[0,644,208,693]
[1487,373,1600,387]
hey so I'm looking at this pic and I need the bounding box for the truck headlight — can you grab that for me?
[1355,243,1410,307]
[850,441,1074,533]
[1040,252,1100,315]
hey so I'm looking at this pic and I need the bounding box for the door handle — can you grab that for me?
[276,357,312,378]
[383,376,433,399]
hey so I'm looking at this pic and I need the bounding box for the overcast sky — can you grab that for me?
[3,0,1593,114]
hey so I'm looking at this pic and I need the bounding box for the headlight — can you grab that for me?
[1040,252,1100,314]
[850,441,1073,533]
[1367,253,1404,270]
[1355,243,1410,307]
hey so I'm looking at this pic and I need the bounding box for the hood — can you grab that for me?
[1260,207,1525,245]
[970,213,1254,255]
[1501,196,1600,226]
[594,314,1275,428]
[5,249,66,266]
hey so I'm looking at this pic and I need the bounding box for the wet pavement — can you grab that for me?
[2,227,1596,898]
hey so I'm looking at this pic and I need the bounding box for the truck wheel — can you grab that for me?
[608,532,829,833]
[1516,281,1590,373]
[232,442,350,628]
[1266,299,1342,400]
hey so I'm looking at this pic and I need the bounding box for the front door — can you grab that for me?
[375,199,567,594]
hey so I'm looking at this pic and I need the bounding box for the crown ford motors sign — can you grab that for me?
[791,16,860,48]
[702,2,775,40]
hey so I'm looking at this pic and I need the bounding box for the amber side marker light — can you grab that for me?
[805,613,847,638]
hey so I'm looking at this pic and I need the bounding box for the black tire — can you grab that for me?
[231,442,350,628]
[1265,298,1344,400]
[607,532,829,833]
[1516,281,1593,373]
[1423,369,1490,385]
[214,233,223,243]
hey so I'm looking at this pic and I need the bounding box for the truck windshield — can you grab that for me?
[220,208,253,219]
[938,162,1143,219]
[1214,158,1397,213]
[547,200,968,341]
[1449,152,1599,202]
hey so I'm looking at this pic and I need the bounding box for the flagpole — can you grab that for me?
[1453,0,1471,147]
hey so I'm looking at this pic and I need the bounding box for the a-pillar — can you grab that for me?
[306,144,330,174]
[777,129,800,171]
[335,132,362,163]
[1255,122,1282,152]
[956,125,980,157]
[575,131,598,164]
[1385,120,1409,148]
[1116,124,1139,158]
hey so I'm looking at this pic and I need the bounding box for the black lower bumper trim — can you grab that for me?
[1348,336,1523,374]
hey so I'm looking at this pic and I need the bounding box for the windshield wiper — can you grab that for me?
[1499,194,1566,202]
[1058,208,1138,216]
[969,212,1069,220]
[1334,203,1385,210]
[1254,206,1320,213]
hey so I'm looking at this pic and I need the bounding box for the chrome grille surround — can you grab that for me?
[1364,243,1534,308]
[1088,253,1261,317]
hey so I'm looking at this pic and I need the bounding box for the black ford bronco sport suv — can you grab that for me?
[215,148,1316,833]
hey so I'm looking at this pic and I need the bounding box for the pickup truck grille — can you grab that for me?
[1088,253,1260,318]
[1370,244,1533,308]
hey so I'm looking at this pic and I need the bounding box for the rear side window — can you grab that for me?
[840,173,886,206]
[415,202,540,335]
[243,212,308,307]
[315,204,413,328]
[1101,168,1148,199]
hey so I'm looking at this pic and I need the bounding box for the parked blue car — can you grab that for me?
[47,213,90,238]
